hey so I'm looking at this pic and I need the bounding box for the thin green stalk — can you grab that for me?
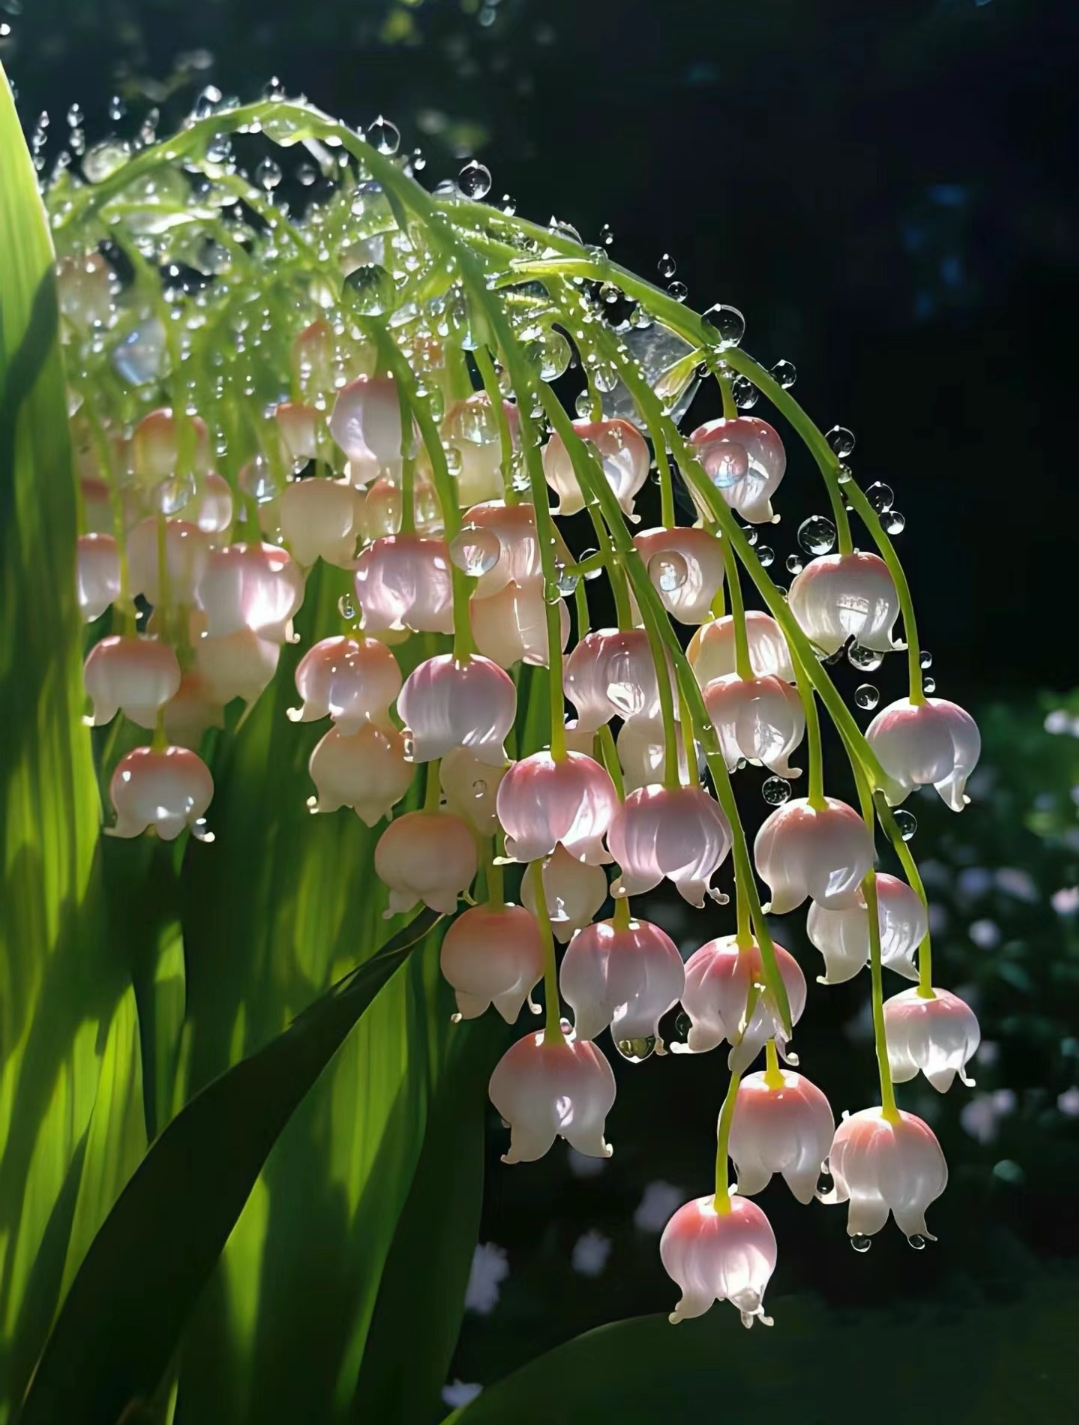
[720,537,753,682]
[874,790,934,996]
[764,1038,785,1090]
[843,480,925,705]
[424,759,442,811]
[596,723,626,801]
[852,770,900,1123]
[573,577,591,639]
[530,862,565,1044]
[713,1068,741,1213]
[788,644,827,810]
[473,345,519,505]
[485,836,505,908]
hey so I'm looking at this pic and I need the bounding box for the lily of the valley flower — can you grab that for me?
[542,417,650,518]
[439,747,509,835]
[495,751,618,865]
[128,518,210,606]
[470,581,570,669]
[463,500,541,597]
[274,400,322,467]
[559,916,685,1045]
[441,393,520,506]
[633,525,725,625]
[616,718,691,794]
[83,634,181,726]
[677,935,807,1071]
[278,476,363,568]
[607,785,732,907]
[353,534,454,635]
[374,809,477,914]
[107,745,213,840]
[687,415,786,524]
[182,472,234,536]
[488,1029,616,1163]
[329,373,403,466]
[564,627,669,731]
[76,533,121,622]
[130,408,210,484]
[703,673,805,777]
[660,1194,777,1327]
[787,552,901,656]
[825,1108,948,1242]
[883,987,981,1092]
[441,903,544,1023]
[195,629,280,707]
[806,872,927,983]
[729,1071,835,1204]
[866,696,981,811]
[197,542,305,643]
[754,797,875,913]
[162,670,225,748]
[291,635,401,734]
[397,653,517,764]
[688,610,795,686]
[308,725,413,825]
[520,844,609,943]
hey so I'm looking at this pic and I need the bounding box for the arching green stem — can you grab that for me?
[843,480,925,705]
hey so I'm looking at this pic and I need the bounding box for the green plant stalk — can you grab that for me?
[529,862,565,1044]
[852,770,900,1122]
[473,344,519,505]
[843,480,925,705]
[713,1067,741,1213]
[874,789,935,996]
[787,642,827,810]
[720,536,753,682]
[595,727,634,932]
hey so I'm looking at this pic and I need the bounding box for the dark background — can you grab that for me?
[5,0,1079,1410]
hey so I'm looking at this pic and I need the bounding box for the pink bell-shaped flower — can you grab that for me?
[357,472,443,540]
[883,987,980,1092]
[309,725,413,825]
[496,751,618,865]
[162,670,225,748]
[83,635,181,727]
[195,628,280,707]
[729,1070,835,1203]
[441,394,520,507]
[374,810,478,914]
[181,472,234,536]
[130,408,210,484]
[106,745,213,841]
[353,534,454,635]
[866,696,981,811]
[290,635,401,734]
[197,542,305,643]
[825,1107,948,1241]
[470,581,570,669]
[688,610,795,686]
[788,552,901,656]
[463,500,541,598]
[397,654,517,765]
[274,400,322,466]
[688,416,786,523]
[806,872,927,983]
[488,1029,616,1163]
[128,518,210,606]
[660,1194,777,1327]
[439,747,508,835]
[560,916,685,1046]
[564,628,669,731]
[633,525,725,625]
[616,718,691,794]
[278,476,363,568]
[521,844,609,944]
[608,785,732,906]
[754,797,875,913]
[441,903,544,1023]
[703,673,805,777]
[542,418,649,518]
[76,533,122,621]
[329,374,403,465]
[678,935,807,1071]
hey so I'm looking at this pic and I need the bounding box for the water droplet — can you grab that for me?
[883,509,906,535]
[922,675,937,695]
[855,684,879,710]
[191,817,214,842]
[866,481,894,513]
[472,778,487,798]
[531,328,571,381]
[848,642,884,672]
[701,304,745,349]
[907,1234,927,1251]
[668,280,688,302]
[762,776,791,806]
[732,374,758,409]
[338,593,357,620]
[816,1166,834,1196]
[599,222,615,246]
[578,547,603,581]
[450,524,501,577]
[108,95,126,122]
[499,193,516,214]
[367,115,400,155]
[893,808,917,841]
[797,515,837,556]
[153,473,197,516]
[256,157,283,191]
[458,159,492,199]
[574,389,593,417]
[741,526,758,547]
[83,138,132,183]
[616,1035,656,1063]
[648,549,688,594]
[826,425,855,459]
[786,554,804,575]
[343,263,397,317]
[657,253,677,279]
[851,1234,872,1253]
[262,76,286,102]
[673,1011,692,1042]
[771,359,797,389]
[66,103,84,128]
[757,545,774,568]
[555,561,580,596]
[444,446,464,477]
[238,455,280,504]
[919,649,933,669]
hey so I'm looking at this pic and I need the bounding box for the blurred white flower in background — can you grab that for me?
[465,1242,509,1314]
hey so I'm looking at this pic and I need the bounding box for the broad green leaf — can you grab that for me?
[15,908,441,1425]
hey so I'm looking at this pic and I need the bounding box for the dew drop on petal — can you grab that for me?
[848,642,884,672]
[338,593,357,620]
[907,1234,927,1251]
[922,675,937,694]
[851,1234,872,1253]
[616,1035,656,1063]
[893,808,918,841]
[757,545,774,568]
[343,263,396,317]
[816,1166,834,1196]
[920,649,934,669]
[648,549,688,594]
[450,524,501,577]
[797,515,836,556]
[854,684,879,710]
[786,554,804,575]
[762,776,791,806]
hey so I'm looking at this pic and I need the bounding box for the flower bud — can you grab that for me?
[702,673,805,777]
[76,533,122,622]
[197,541,305,643]
[678,935,806,1072]
[660,1194,777,1327]
[496,751,617,865]
[309,724,413,825]
[866,696,981,811]
[353,534,453,635]
[633,526,725,625]
[463,500,541,598]
[688,416,786,524]
[825,1107,948,1241]
[439,747,508,835]
[128,518,210,606]
[488,1029,616,1163]
[83,635,181,727]
[195,629,280,707]
[274,400,322,466]
[520,844,608,944]
[564,627,670,731]
[107,745,213,841]
[560,916,685,1045]
[542,418,649,518]
[397,654,517,765]
[883,987,980,1092]
[754,797,875,913]
[441,903,544,1023]
[806,872,927,984]
[608,785,732,906]
[290,635,401,734]
[278,476,363,568]
[729,1070,835,1203]
[688,610,794,686]
[470,581,570,669]
[616,718,691,794]
[374,810,478,915]
[788,552,901,656]
[329,374,403,465]
[441,394,520,506]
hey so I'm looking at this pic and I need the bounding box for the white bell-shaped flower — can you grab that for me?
[106,745,213,841]
[278,476,363,568]
[374,810,478,915]
[560,915,685,1046]
[729,1070,835,1203]
[616,718,691,794]
[439,747,508,836]
[883,987,980,1092]
[274,400,322,467]
[290,635,401,734]
[181,472,234,537]
[83,635,181,727]
[866,697,981,811]
[128,518,210,606]
[688,416,786,523]
[488,1029,616,1163]
[660,1194,777,1327]
[462,500,541,598]
[397,653,517,765]
[329,374,403,465]
[633,525,725,625]
[130,408,210,484]
[162,670,225,749]
[77,533,122,622]
[825,1107,948,1241]
[542,418,649,518]
[441,394,520,507]
[197,542,305,643]
[788,552,901,656]
[470,581,570,669]
[678,935,807,1072]
[754,797,875,913]
[703,673,805,777]
[564,628,669,731]
[496,751,617,865]
[440,903,544,1023]
[607,785,732,906]
[688,611,795,686]
[353,534,454,635]
[806,872,927,984]
[308,724,413,825]
[521,844,609,944]
[195,629,280,707]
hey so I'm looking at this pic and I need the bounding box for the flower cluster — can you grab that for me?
[57,95,983,1330]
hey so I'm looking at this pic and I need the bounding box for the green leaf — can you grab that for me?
[16,908,441,1425]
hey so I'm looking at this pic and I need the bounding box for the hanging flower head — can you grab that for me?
[787,552,901,656]
[607,785,732,907]
[754,797,876,913]
[488,1030,617,1163]
[677,935,807,1072]
[290,635,402,734]
[824,1108,948,1243]
[883,987,981,1092]
[729,1071,835,1204]
[806,873,927,984]
[866,696,981,811]
[688,415,786,523]
[543,417,649,518]
[559,916,685,1048]
[660,1195,777,1327]
[441,903,544,1024]
[703,673,805,778]
[496,751,618,865]
[107,746,213,841]
[397,653,517,765]
[688,610,795,686]
[373,810,477,915]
